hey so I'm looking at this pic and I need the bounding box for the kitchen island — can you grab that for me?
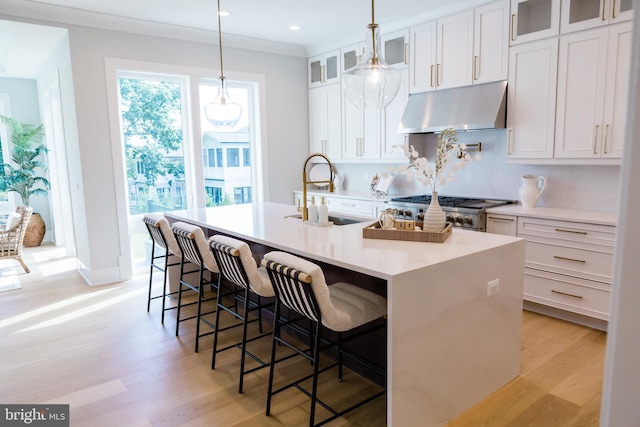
[166,202,525,426]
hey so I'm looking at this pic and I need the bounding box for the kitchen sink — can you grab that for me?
[285,214,368,226]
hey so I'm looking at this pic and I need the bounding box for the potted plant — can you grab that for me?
[0,114,51,247]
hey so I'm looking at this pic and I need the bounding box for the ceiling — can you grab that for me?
[0,0,489,78]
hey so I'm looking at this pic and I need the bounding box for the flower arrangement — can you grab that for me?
[391,128,481,193]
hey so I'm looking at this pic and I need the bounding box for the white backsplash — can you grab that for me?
[333,130,621,212]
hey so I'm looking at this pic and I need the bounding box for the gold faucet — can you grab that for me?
[301,153,334,221]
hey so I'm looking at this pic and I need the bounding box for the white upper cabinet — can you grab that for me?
[473,1,510,84]
[409,21,437,93]
[507,38,559,159]
[308,50,341,88]
[309,84,342,159]
[554,22,631,160]
[342,43,364,72]
[560,0,634,34]
[381,29,409,70]
[381,69,410,159]
[510,0,561,45]
[437,10,475,89]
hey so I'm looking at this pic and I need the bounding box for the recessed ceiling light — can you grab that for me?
[218,10,231,17]
[289,25,302,31]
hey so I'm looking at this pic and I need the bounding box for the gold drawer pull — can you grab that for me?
[554,255,586,263]
[489,217,515,222]
[552,289,583,299]
[554,228,588,235]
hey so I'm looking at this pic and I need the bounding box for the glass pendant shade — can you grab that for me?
[205,77,242,131]
[343,23,401,110]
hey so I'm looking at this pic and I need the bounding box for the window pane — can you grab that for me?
[216,148,223,167]
[227,148,239,167]
[243,148,250,166]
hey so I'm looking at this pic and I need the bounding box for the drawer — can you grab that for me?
[518,217,616,247]
[486,214,517,236]
[524,269,610,320]
[525,240,613,284]
[326,197,373,216]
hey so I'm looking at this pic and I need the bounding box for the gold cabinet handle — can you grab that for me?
[552,289,583,299]
[612,0,617,19]
[507,129,513,155]
[473,56,478,80]
[321,65,326,83]
[554,228,588,235]
[511,14,516,41]
[554,255,586,263]
[437,63,441,86]
[604,124,610,154]
[488,216,515,222]
[430,64,435,87]
[602,0,607,20]
[404,42,408,65]
[593,124,599,154]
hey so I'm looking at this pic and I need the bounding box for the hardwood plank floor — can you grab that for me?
[0,246,606,426]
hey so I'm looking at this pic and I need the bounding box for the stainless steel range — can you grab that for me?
[386,194,517,232]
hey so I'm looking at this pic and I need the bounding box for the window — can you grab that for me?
[206,186,223,205]
[206,149,215,167]
[227,148,240,167]
[216,148,223,167]
[243,148,250,166]
[234,187,251,204]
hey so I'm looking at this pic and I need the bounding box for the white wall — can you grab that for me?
[0,15,308,284]
[334,130,621,212]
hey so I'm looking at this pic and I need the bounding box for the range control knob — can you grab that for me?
[464,216,473,225]
[397,209,405,216]
[404,209,413,217]
[446,215,455,223]
[417,214,424,221]
[455,216,464,224]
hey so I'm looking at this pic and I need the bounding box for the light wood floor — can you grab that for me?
[0,246,606,426]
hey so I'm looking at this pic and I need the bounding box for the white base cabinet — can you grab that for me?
[487,210,616,326]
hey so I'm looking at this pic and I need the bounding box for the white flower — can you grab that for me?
[396,128,479,193]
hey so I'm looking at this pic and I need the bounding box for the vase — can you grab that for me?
[518,175,547,208]
[24,212,46,247]
[424,192,446,232]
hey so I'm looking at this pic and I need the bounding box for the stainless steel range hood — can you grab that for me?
[399,80,507,134]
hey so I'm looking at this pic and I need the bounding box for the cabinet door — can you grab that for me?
[473,1,509,84]
[510,0,560,45]
[342,98,380,160]
[309,85,342,158]
[308,50,341,88]
[507,38,558,159]
[611,0,634,22]
[437,10,474,89]
[381,69,409,159]
[382,29,409,69]
[554,28,608,159]
[409,22,437,93]
[342,43,364,72]
[561,0,609,33]
[602,22,632,158]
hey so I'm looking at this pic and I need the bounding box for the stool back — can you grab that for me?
[262,257,320,323]
[143,214,182,257]
[171,222,218,273]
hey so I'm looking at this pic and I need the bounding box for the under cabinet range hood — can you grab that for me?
[399,80,507,134]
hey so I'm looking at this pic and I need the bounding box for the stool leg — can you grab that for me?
[309,321,322,427]
[161,252,169,324]
[211,274,224,369]
[147,244,155,312]
[338,332,343,382]
[257,296,264,334]
[266,301,281,416]
[175,257,186,337]
[194,266,204,353]
[238,285,251,393]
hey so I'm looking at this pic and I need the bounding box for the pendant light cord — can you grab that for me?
[217,0,225,80]
[370,0,378,64]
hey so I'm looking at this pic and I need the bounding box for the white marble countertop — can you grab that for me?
[166,202,522,280]
[486,205,618,226]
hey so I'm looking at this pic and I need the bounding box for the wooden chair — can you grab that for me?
[0,205,33,273]
[262,251,387,427]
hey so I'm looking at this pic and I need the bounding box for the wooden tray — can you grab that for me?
[362,222,452,243]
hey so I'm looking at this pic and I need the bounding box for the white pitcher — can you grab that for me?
[519,175,547,208]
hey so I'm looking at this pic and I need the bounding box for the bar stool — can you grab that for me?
[171,221,219,352]
[262,251,387,427]
[142,213,182,324]
[209,235,276,393]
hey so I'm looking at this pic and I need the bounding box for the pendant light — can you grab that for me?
[205,0,242,130]
[343,0,401,110]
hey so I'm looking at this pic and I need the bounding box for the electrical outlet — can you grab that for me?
[487,279,500,297]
